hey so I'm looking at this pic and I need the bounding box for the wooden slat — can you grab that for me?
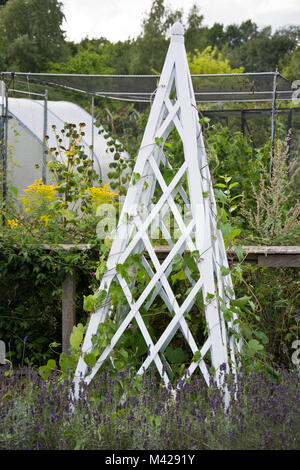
[258,254,300,267]
[61,271,76,354]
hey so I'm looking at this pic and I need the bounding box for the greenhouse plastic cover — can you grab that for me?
[2,97,129,183]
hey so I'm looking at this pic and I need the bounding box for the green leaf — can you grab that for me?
[234,244,243,262]
[59,352,77,373]
[230,228,241,240]
[254,330,269,345]
[183,253,198,272]
[171,269,187,284]
[100,243,109,254]
[192,350,202,363]
[218,221,232,239]
[248,339,264,353]
[221,266,230,276]
[60,209,77,221]
[155,136,164,147]
[132,172,141,185]
[232,296,250,308]
[83,294,95,312]
[220,304,233,322]
[47,359,56,369]
[205,292,215,302]
[214,188,228,204]
[84,352,97,368]
[162,168,175,185]
[70,326,83,350]
[172,254,183,271]
[149,415,162,428]
[119,348,129,360]
[164,346,188,363]
[93,289,107,305]
[38,359,56,380]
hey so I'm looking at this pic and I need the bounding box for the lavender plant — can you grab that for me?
[0,365,299,450]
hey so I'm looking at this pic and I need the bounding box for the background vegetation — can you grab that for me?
[0,0,299,376]
[1,0,300,78]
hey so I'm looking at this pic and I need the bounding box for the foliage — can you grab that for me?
[38,133,293,384]
[0,0,68,72]
[1,109,299,375]
[233,264,300,368]
[0,122,118,364]
[1,0,299,77]
[0,239,98,366]
[240,138,300,244]
[223,25,299,72]
[188,46,244,74]
[0,366,300,450]
[282,45,300,82]
[46,46,115,75]
[128,0,182,74]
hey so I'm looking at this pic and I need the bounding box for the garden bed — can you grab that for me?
[0,365,299,450]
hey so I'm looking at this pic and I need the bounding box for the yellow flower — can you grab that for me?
[87,185,118,207]
[19,179,57,213]
[7,219,18,227]
[39,215,50,227]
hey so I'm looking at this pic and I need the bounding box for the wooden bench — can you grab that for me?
[53,244,299,354]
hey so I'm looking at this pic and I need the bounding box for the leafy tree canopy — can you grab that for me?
[282,46,300,81]
[188,46,244,74]
[0,0,67,72]
[46,44,115,75]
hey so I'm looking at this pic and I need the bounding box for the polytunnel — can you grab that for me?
[1,96,127,197]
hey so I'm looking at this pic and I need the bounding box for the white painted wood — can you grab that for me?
[72,22,239,399]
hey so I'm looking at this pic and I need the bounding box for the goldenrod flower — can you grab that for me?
[39,215,50,227]
[87,185,118,207]
[7,219,18,227]
[19,179,58,213]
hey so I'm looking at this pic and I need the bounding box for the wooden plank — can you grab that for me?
[258,254,300,267]
[152,245,300,267]
[62,271,76,355]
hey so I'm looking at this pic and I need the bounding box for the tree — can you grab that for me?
[78,37,134,75]
[282,46,300,81]
[206,23,226,50]
[223,23,298,72]
[188,46,244,74]
[129,0,182,74]
[184,4,207,54]
[46,45,115,75]
[0,0,67,72]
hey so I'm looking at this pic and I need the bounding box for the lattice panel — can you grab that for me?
[73,23,240,398]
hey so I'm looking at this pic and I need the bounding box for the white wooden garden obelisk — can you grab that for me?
[73,23,240,397]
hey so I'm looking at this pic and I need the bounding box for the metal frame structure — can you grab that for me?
[1,50,294,214]
[0,82,98,221]
[72,23,241,399]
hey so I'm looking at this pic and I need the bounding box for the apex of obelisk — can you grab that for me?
[171,22,184,42]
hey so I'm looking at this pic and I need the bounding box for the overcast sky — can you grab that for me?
[61,0,300,44]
